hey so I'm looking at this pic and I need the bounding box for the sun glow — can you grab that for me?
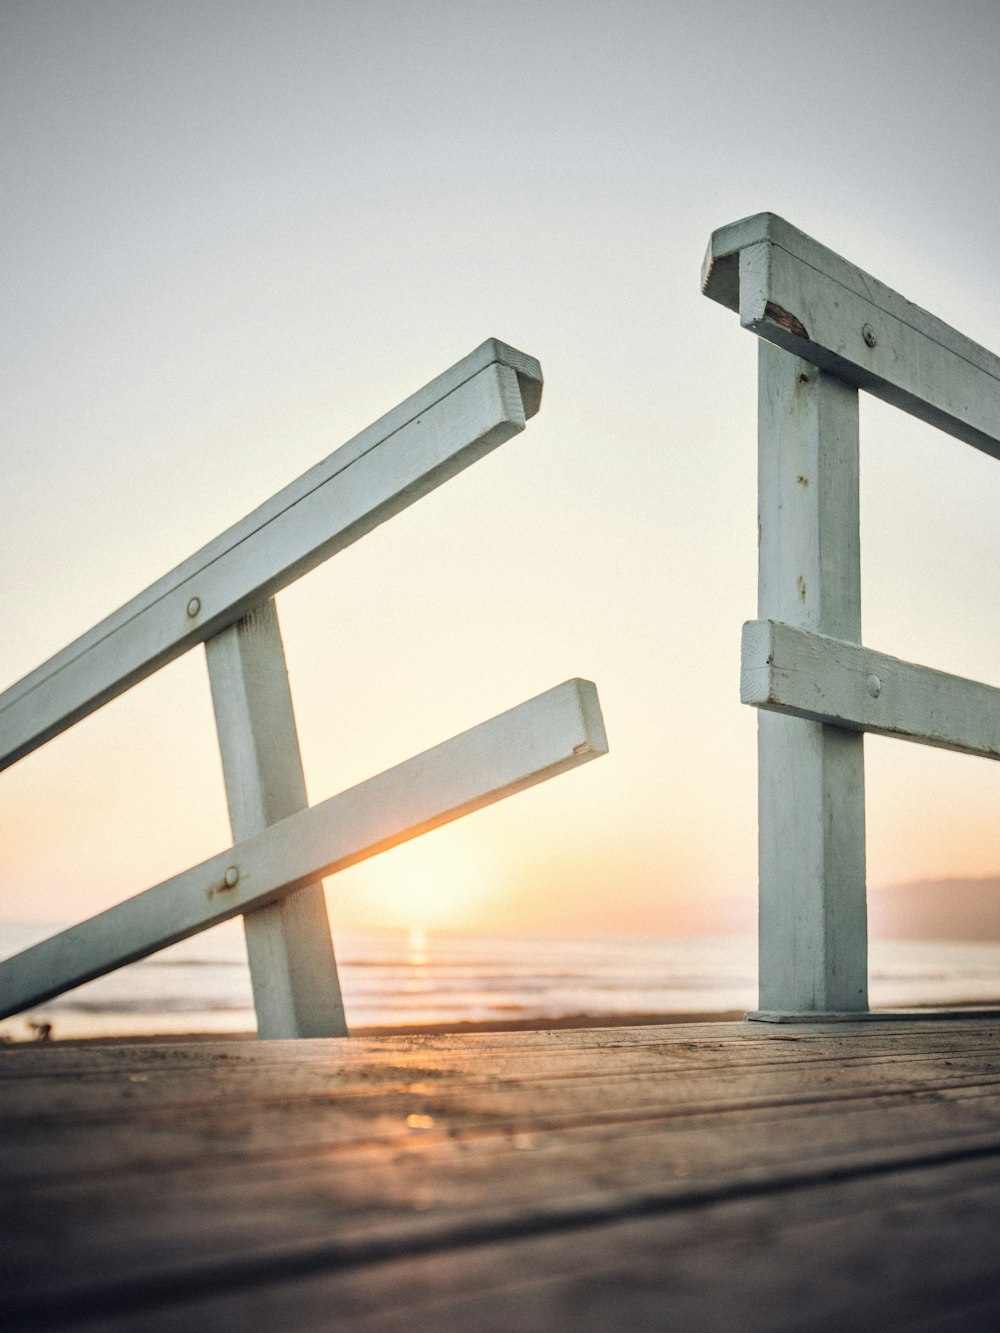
[329,827,492,933]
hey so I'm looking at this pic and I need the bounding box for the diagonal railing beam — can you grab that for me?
[0,340,542,772]
[0,679,607,1021]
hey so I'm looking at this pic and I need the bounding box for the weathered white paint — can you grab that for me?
[708,215,1000,1016]
[755,343,868,1014]
[0,340,541,772]
[703,213,1000,459]
[743,619,1000,762]
[0,339,614,1039]
[0,679,607,1020]
[206,600,348,1039]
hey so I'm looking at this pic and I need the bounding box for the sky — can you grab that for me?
[3,0,1000,944]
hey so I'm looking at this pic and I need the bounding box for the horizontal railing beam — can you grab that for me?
[0,678,607,1019]
[0,339,542,772]
[742,619,1000,761]
[703,213,1000,459]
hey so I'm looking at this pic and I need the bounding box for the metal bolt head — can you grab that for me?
[862,324,877,348]
[186,597,201,618]
[866,673,882,699]
[224,866,240,888]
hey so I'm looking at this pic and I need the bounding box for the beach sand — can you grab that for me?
[0,1009,746,1046]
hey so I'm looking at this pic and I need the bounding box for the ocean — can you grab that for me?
[3,920,1000,1041]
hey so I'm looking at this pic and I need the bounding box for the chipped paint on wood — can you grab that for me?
[765,301,809,339]
[708,212,1000,460]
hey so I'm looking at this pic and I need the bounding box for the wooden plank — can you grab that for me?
[743,618,1000,762]
[703,212,1000,458]
[6,1030,1000,1190]
[206,600,348,1040]
[7,1025,1000,1126]
[0,340,542,772]
[165,1156,1000,1333]
[9,1038,1000,1139]
[0,679,606,1018]
[9,1018,1000,1089]
[5,1024,1000,1324]
[755,343,867,1014]
[7,1063,1000,1202]
[8,1088,1000,1312]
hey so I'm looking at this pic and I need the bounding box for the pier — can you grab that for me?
[5,218,1000,1326]
[5,1017,1000,1328]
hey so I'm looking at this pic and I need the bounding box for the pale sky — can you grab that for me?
[3,0,1000,939]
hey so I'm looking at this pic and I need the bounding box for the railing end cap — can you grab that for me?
[701,212,791,310]
[481,338,543,419]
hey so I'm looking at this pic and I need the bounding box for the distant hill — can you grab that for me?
[869,877,1000,943]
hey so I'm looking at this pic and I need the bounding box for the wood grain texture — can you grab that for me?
[0,340,541,772]
[703,212,1000,458]
[4,1019,1000,1329]
[206,600,348,1040]
[0,679,606,1020]
[743,618,1000,762]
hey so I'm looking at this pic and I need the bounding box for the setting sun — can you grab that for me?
[326,827,492,933]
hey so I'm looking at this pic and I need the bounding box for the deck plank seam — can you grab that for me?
[8,1133,1000,1327]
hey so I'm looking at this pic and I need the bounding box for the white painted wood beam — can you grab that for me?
[0,679,606,1020]
[743,619,1000,762]
[206,600,348,1040]
[0,340,542,772]
[703,212,1000,459]
[755,343,868,1015]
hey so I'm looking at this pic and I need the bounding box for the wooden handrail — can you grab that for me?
[705,215,1000,1018]
[0,340,607,1039]
[0,680,605,1020]
[742,620,1000,762]
[704,212,1000,459]
[0,340,541,772]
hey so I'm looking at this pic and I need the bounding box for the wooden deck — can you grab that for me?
[5,1018,1000,1330]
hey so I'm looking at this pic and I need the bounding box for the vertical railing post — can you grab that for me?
[205,600,348,1038]
[755,341,868,1013]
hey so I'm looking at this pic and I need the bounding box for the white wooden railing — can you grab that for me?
[0,340,608,1038]
[704,214,1000,1019]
